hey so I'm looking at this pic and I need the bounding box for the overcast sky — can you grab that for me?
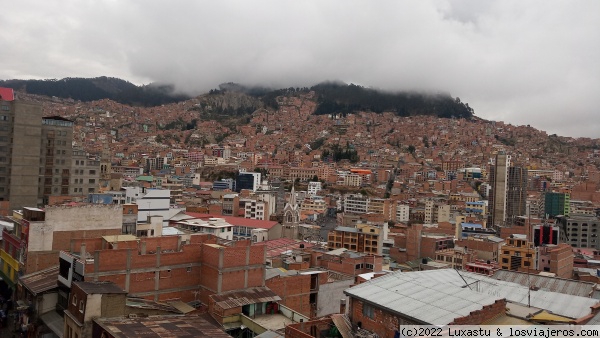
[1,1,599,138]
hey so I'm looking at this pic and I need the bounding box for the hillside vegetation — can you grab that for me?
[0,77,190,107]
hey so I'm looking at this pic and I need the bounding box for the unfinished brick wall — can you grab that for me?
[266,274,311,317]
[285,318,335,338]
[25,250,61,274]
[53,229,121,250]
[84,242,203,302]
[450,299,506,325]
[350,297,401,338]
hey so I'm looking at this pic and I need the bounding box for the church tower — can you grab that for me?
[282,185,299,239]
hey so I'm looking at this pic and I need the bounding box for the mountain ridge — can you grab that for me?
[1,77,474,120]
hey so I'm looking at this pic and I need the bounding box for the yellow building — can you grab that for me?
[499,234,536,271]
[300,196,327,214]
[0,250,19,285]
[327,223,382,255]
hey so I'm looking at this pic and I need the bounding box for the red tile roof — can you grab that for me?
[185,212,279,229]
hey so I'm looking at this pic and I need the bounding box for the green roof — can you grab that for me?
[136,175,154,182]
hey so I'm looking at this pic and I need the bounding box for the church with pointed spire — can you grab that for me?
[282,184,299,239]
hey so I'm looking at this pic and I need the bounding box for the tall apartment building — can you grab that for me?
[71,148,100,197]
[0,91,43,211]
[544,192,570,218]
[393,202,410,223]
[560,215,600,249]
[488,153,527,228]
[0,90,94,211]
[424,200,450,224]
[40,116,74,204]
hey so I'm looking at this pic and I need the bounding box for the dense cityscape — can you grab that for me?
[1,82,600,338]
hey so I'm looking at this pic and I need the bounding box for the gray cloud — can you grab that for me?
[1,0,599,137]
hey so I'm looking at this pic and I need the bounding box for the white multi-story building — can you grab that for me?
[124,187,179,227]
[175,217,233,240]
[395,203,410,222]
[343,174,362,187]
[424,200,450,224]
[307,181,322,196]
[244,200,268,220]
[344,194,369,214]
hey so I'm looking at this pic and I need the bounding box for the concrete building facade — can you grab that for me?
[0,94,43,211]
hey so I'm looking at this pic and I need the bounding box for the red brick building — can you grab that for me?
[537,243,574,278]
[57,234,266,311]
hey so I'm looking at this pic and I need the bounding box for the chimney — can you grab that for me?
[340,299,346,314]
[80,243,87,260]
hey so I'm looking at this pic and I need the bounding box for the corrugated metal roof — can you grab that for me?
[210,287,281,310]
[345,269,600,324]
[19,265,59,296]
[492,270,596,297]
[73,281,127,295]
[95,314,231,337]
[345,270,502,325]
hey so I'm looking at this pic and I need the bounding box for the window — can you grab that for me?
[187,267,192,272]
[362,303,374,319]
[366,263,374,270]
[79,300,84,312]
[72,294,77,306]
[0,115,8,120]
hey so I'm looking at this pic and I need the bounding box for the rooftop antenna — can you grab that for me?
[455,269,472,290]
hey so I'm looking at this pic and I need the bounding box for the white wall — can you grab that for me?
[29,205,123,252]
